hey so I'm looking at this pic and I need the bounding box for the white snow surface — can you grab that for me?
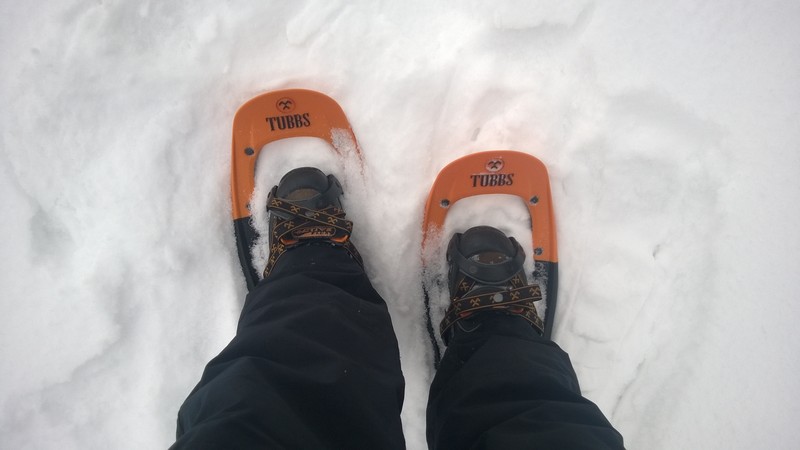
[2,1,799,448]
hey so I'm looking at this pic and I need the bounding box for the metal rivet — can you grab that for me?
[530,196,539,205]
[440,199,450,208]
[492,293,503,303]
[534,247,543,256]
[245,147,254,155]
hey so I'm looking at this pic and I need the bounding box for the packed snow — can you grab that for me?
[2,1,799,448]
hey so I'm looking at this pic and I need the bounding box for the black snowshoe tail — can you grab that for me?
[421,151,558,365]
[230,89,363,291]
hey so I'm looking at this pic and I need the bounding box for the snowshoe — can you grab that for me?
[421,150,558,365]
[230,89,364,291]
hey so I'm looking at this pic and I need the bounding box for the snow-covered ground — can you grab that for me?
[2,1,799,448]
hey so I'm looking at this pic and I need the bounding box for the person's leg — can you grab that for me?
[173,167,405,449]
[427,314,623,449]
[173,245,405,449]
[427,226,623,449]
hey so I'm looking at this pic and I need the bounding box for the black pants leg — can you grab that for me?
[426,315,625,450]
[173,245,406,449]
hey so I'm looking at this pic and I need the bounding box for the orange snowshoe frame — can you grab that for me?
[422,151,559,363]
[230,89,362,291]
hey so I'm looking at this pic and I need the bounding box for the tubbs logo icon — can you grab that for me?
[471,158,513,188]
[486,158,504,172]
[266,96,311,132]
[276,98,295,112]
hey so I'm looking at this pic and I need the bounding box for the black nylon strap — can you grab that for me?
[441,274,544,344]
[263,193,361,279]
[267,193,353,236]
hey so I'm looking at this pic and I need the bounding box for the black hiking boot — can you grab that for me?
[262,167,362,279]
[440,226,544,345]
